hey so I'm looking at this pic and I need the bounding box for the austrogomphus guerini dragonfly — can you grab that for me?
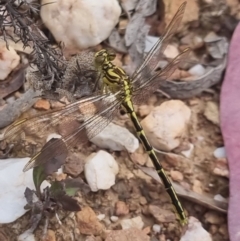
[3,2,190,224]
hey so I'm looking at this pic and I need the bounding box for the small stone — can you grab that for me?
[209,225,218,235]
[164,44,180,59]
[192,35,204,49]
[0,42,20,80]
[213,147,226,159]
[142,226,151,235]
[203,101,220,126]
[181,33,194,45]
[64,152,85,177]
[6,96,15,104]
[112,53,123,68]
[152,224,161,233]
[192,180,203,194]
[189,64,206,77]
[84,150,119,192]
[170,170,184,182]
[180,217,212,241]
[139,196,147,205]
[144,36,159,53]
[46,133,61,142]
[110,216,119,222]
[18,231,35,241]
[149,191,159,200]
[97,214,105,221]
[163,0,199,26]
[85,236,100,241]
[130,149,148,166]
[41,0,121,50]
[34,99,50,110]
[213,158,229,178]
[141,100,191,151]
[58,120,80,137]
[118,19,128,35]
[197,136,204,142]
[120,216,144,230]
[218,224,228,238]
[54,172,67,181]
[145,156,154,168]
[102,218,111,227]
[0,158,38,223]
[213,194,227,202]
[204,211,224,225]
[115,201,129,216]
[147,95,158,106]
[164,152,182,167]
[76,207,104,235]
[148,205,176,223]
[138,104,154,117]
[159,234,166,241]
[188,99,199,106]
[105,228,150,241]
[90,122,139,153]
[42,230,56,241]
[228,0,240,18]
[204,32,222,43]
[181,143,194,158]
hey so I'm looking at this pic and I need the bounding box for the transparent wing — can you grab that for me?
[3,94,108,142]
[23,99,121,171]
[132,48,190,104]
[3,93,121,171]
[131,2,186,88]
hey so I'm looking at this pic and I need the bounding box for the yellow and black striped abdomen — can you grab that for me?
[122,100,187,224]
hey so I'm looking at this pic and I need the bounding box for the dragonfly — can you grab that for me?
[3,2,190,224]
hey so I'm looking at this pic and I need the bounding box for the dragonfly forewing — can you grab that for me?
[3,93,121,171]
[132,48,191,105]
[132,2,187,89]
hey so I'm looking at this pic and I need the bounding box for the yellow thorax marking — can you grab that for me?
[95,49,132,99]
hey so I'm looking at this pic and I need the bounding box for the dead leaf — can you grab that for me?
[135,0,157,17]
[0,64,26,99]
[108,29,128,53]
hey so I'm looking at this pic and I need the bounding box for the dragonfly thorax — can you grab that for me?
[95,49,133,98]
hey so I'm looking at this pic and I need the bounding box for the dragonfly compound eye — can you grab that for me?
[107,49,116,61]
[95,55,106,65]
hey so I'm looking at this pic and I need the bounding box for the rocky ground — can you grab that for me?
[0,0,239,240]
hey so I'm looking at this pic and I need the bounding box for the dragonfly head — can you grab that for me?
[95,49,116,67]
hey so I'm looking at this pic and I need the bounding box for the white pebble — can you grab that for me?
[0,158,47,223]
[90,122,139,153]
[18,230,35,241]
[0,42,20,80]
[41,0,121,49]
[213,147,226,159]
[145,36,159,53]
[180,217,212,241]
[152,224,161,233]
[197,136,204,141]
[189,64,206,77]
[120,216,144,230]
[84,150,119,192]
[110,216,119,222]
[141,100,191,151]
[214,194,227,202]
[97,214,106,221]
[181,143,194,158]
[164,44,180,59]
[46,133,61,142]
[5,96,16,104]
